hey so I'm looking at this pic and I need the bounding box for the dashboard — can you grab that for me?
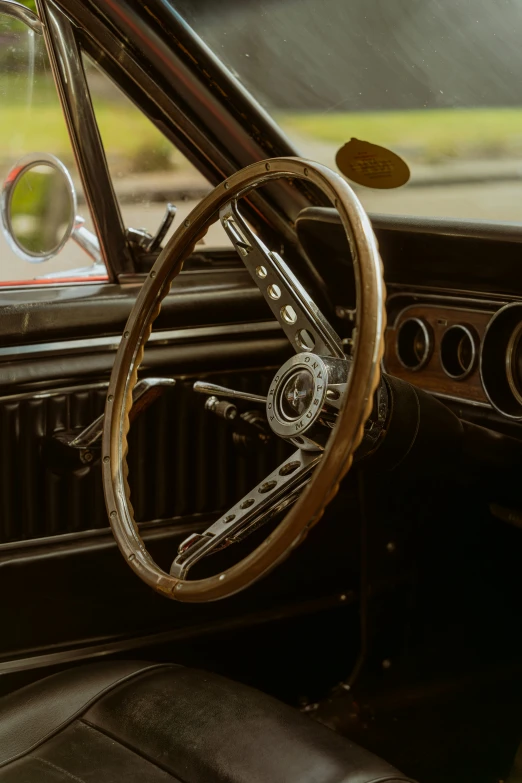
[385,295,522,420]
[295,206,522,425]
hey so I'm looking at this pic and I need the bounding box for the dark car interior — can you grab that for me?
[2,1,522,782]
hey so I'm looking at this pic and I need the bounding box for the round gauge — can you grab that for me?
[481,303,522,419]
[440,325,477,380]
[396,317,432,371]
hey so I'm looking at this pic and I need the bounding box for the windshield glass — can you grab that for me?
[175,0,522,222]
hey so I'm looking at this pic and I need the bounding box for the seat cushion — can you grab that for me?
[0,660,415,782]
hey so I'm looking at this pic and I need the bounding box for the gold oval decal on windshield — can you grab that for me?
[335,138,410,189]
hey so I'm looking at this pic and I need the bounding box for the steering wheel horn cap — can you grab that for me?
[267,353,349,450]
[280,369,315,420]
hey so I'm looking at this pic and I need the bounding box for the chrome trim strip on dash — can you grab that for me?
[389,302,496,329]
[0,514,212,555]
[0,380,109,403]
[433,391,492,409]
[0,320,282,361]
[386,285,514,307]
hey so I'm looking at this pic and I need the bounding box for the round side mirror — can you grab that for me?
[1,153,77,263]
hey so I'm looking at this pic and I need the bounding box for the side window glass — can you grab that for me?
[0,9,103,284]
[82,55,231,250]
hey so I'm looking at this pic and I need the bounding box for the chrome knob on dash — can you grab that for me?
[205,396,238,420]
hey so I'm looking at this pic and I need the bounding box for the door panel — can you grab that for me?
[0,370,291,545]
[0,268,264,349]
[0,270,358,672]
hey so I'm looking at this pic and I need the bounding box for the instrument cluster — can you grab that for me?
[384,298,522,420]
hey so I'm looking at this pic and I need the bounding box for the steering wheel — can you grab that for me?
[102,158,386,602]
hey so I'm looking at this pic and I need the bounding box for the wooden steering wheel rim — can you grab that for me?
[102,158,386,602]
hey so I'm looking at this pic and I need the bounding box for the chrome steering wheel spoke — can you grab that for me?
[170,449,321,580]
[220,199,344,359]
[173,201,351,578]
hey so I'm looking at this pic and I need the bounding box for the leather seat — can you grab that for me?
[0,660,415,782]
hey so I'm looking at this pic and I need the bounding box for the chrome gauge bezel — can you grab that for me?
[395,317,432,371]
[480,302,522,420]
[439,324,477,381]
[506,321,522,407]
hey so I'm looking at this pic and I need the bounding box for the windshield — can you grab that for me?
[174,0,522,222]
